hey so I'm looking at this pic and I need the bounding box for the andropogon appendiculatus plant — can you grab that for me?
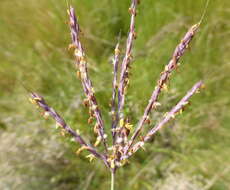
[30,1,206,189]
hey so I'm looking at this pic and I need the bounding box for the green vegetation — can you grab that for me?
[0,0,229,189]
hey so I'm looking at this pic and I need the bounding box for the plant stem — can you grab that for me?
[111,171,115,190]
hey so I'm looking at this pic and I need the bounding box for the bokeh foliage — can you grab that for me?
[0,0,229,189]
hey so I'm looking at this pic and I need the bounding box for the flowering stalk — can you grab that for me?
[144,81,203,142]
[113,0,140,153]
[68,6,108,152]
[124,22,201,155]
[117,0,139,120]
[29,93,110,168]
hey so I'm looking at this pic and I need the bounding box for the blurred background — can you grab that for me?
[0,0,229,189]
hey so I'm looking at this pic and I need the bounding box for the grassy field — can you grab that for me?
[0,0,229,189]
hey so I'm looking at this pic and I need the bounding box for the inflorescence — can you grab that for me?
[30,0,204,173]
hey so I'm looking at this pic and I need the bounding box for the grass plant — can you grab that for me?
[0,0,229,189]
[30,1,205,189]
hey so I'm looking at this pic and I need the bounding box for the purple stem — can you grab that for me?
[69,6,108,152]
[30,93,110,168]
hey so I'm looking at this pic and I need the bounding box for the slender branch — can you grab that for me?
[124,23,200,154]
[121,81,203,159]
[117,0,139,120]
[111,43,120,144]
[30,93,110,168]
[68,6,108,152]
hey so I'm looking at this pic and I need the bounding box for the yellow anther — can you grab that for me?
[164,112,169,118]
[110,160,115,169]
[153,102,161,108]
[67,9,70,16]
[165,65,169,72]
[86,154,96,162]
[88,117,94,124]
[76,71,81,79]
[74,49,83,58]
[68,43,77,51]
[119,119,124,127]
[201,84,205,89]
[43,111,49,119]
[76,146,88,155]
[91,88,95,94]
[125,123,133,131]
[29,98,37,105]
[115,48,120,55]
[171,114,175,119]
[93,124,99,134]
[120,159,129,166]
[60,129,66,137]
[55,122,61,129]
[162,83,168,92]
[94,136,101,147]
[182,101,189,106]
[34,97,42,101]
[91,105,97,111]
